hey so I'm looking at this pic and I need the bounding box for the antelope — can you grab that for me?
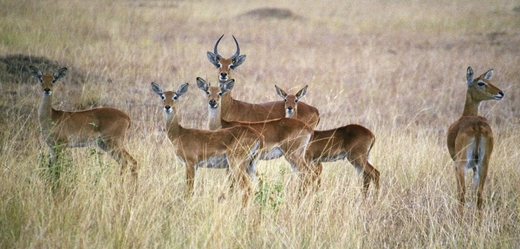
[196,77,314,190]
[207,34,246,83]
[277,85,380,198]
[206,35,320,128]
[29,66,138,185]
[447,67,504,214]
[151,82,264,205]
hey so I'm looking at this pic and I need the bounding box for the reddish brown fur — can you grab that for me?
[278,85,380,198]
[198,78,315,192]
[30,66,137,185]
[152,82,264,206]
[447,67,504,215]
[206,35,320,128]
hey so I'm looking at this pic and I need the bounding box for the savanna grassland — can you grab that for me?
[1,0,519,248]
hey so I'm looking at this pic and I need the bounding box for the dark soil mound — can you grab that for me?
[0,54,86,84]
[240,8,301,20]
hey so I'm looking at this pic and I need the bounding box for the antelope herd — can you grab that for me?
[31,35,504,213]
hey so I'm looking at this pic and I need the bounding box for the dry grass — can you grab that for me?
[1,0,519,248]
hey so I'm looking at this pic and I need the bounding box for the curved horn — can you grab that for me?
[213,34,224,59]
[231,35,240,61]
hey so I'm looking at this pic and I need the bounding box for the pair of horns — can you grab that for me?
[213,34,241,60]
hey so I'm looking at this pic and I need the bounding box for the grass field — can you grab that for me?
[1,0,519,248]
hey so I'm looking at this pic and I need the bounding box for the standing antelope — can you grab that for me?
[196,77,315,190]
[206,35,320,128]
[29,66,137,184]
[447,67,504,214]
[277,85,380,198]
[151,82,264,205]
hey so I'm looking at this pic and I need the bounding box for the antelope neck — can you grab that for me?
[461,91,481,117]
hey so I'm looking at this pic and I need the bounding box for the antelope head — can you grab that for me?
[196,77,234,110]
[29,66,68,96]
[151,82,189,116]
[207,35,246,83]
[466,67,504,101]
[275,85,308,118]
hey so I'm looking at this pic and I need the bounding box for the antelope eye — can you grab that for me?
[217,63,222,69]
[218,92,223,96]
[477,81,486,87]
[206,91,210,95]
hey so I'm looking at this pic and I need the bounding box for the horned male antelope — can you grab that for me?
[196,77,315,190]
[29,66,137,184]
[447,67,504,214]
[206,35,320,128]
[277,85,380,198]
[207,34,246,83]
[151,82,264,205]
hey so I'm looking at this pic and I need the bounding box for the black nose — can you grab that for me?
[209,99,217,108]
[164,105,171,111]
[43,88,51,95]
[499,91,504,97]
[220,72,228,79]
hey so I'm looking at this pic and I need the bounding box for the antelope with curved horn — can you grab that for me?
[207,34,246,83]
[29,66,137,185]
[196,77,314,190]
[447,67,504,214]
[277,85,380,198]
[206,35,320,128]
[151,82,264,205]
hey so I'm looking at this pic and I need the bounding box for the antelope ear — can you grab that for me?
[151,82,165,98]
[295,85,308,101]
[207,52,219,68]
[220,79,234,93]
[196,77,209,91]
[219,79,234,95]
[275,85,287,100]
[176,83,189,97]
[466,67,474,86]
[230,55,246,69]
[53,67,68,83]
[482,69,493,80]
[29,66,42,80]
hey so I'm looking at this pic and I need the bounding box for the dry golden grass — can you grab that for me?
[1,0,519,248]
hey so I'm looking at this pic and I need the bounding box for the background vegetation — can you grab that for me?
[1,0,519,248]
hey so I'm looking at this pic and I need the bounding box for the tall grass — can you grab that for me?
[1,0,519,248]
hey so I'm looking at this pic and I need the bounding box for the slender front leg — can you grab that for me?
[186,164,196,197]
[311,162,323,191]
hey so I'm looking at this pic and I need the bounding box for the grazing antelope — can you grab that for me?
[206,35,320,128]
[151,82,264,205]
[277,85,380,198]
[196,77,314,190]
[29,66,137,185]
[447,67,504,214]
